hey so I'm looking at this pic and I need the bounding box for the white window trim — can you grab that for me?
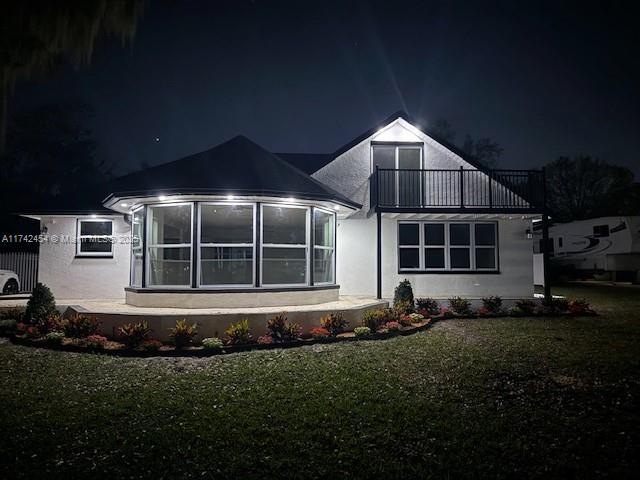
[146,202,194,288]
[197,202,256,288]
[398,221,498,272]
[76,218,114,257]
[260,203,310,287]
[130,206,145,286]
[313,207,336,285]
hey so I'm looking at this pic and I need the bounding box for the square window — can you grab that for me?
[424,224,445,245]
[425,248,445,268]
[77,219,114,256]
[80,221,112,236]
[399,223,419,245]
[399,248,419,269]
[450,248,470,268]
[475,248,496,269]
[262,247,307,285]
[449,224,470,245]
[475,224,496,246]
[201,247,253,285]
[263,206,307,244]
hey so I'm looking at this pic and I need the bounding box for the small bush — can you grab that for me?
[266,313,300,342]
[310,327,330,338]
[0,319,17,335]
[514,299,537,315]
[439,307,454,319]
[568,299,591,316]
[24,283,56,323]
[409,312,425,323]
[62,315,99,338]
[84,335,107,349]
[475,307,491,317]
[37,313,63,335]
[257,335,274,345]
[481,296,503,314]
[319,313,347,336]
[385,321,401,331]
[449,297,472,315]
[397,314,412,327]
[225,319,251,345]
[139,339,163,351]
[393,280,415,311]
[361,308,395,332]
[354,326,371,337]
[0,307,25,322]
[542,297,569,315]
[45,331,65,345]
[415,298,440,316]
[169,319,198,349]
[118,320,151,348]
[202,337,224,350]
[24,325,41,338]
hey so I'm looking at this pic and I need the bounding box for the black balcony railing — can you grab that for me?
[370,167,545,212]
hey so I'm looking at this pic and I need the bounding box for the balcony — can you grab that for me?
[370,167,545,213]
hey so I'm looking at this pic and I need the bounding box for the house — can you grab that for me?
[20,112,547,309]
[533,216,640,283]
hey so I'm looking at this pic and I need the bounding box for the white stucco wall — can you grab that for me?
[337,214,535,299]
[38,215,131,299]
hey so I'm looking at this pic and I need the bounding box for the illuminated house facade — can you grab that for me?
[23,112,546,307]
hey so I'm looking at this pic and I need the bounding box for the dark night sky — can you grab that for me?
[10,0,640,175]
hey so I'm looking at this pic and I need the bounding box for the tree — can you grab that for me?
[431,118,503,169]
[545,156,640,222]
[0,103,112,215]
[0,0,144,153]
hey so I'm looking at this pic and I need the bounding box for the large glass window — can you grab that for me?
[76,219,114,256]
[398,221,498,272]
[313,209,335,284]
[147,204,192,286]
[130,208,145,286]
[262,205,308,285]
[199,204,254,286]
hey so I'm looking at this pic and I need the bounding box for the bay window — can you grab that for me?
[199,203,254,286]
[398,221,498,272]
[147,203,193,286]
[261,204,308,285]
[313,208,335,284]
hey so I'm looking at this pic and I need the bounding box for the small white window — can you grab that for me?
[76,218,114,257]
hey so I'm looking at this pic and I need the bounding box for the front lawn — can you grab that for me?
[1,283,639,479]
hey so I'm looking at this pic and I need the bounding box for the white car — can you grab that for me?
[0,270,20,295]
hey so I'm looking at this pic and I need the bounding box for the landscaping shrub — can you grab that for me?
[202,337,224,350]
[513,299,537,316]
[481,296,503,314]
[319,312,347,336]
[310,327,330,339]
[393,279,415,312]
[24,324,40,338]
[37,313,63,335]
[266,313,300,342]
[385,321,400,331]
[409,312,425,323]
[0,307,25,322]
[398,313,412,327]
[475,307,491,317]
[541,297,569,315]
[0,319,17,335]
[24,283,56,323]
[257,335,274,345]
[361,308,395,332]
[568,298,592,316]
[169,319,198,348]
[448,297,472,315]
[118,320,151,348]
[415,298,440,316]
[62,315,99,338]
[139,339,163,352]
[84,335,108,349]
[45,332,64,345]
[225,319,252,345]
[439,307,454,319]
[354,326,371,337]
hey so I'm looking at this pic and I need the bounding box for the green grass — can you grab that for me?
[1,283,639,479]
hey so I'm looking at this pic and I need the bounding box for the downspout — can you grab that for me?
[377,210,382,299]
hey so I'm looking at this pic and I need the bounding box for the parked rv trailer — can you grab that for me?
[534,216,640,283]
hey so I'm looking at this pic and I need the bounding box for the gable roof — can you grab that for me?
[104,135,360,208]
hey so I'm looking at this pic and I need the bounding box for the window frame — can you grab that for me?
[397,221,499,273]
[313,207,336,285]
[146,202,194,288]
[130,206,145,286]
[197,202,256,288]
[260,203,310,287]
[371,142,424,207]
[76,217,114,258]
